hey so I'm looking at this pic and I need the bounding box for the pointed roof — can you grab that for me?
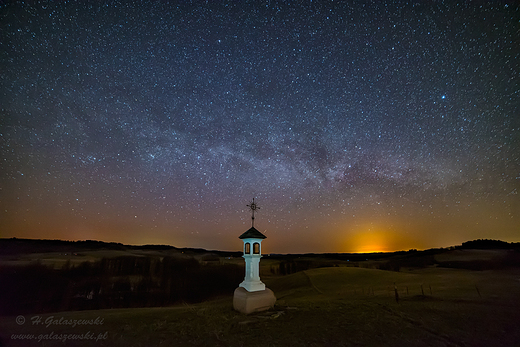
[239,227,267,239]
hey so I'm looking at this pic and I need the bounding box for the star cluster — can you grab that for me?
[1,1,519,253]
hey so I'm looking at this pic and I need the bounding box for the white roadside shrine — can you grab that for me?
[233,199,276,314]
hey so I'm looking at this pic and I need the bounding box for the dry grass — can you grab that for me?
[1,266,520,346]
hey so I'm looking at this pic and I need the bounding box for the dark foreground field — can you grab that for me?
[1,264,519,347]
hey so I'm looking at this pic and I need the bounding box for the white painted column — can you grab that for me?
[239,238,265,292]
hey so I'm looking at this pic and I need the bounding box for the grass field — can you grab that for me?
[0,249,195,269]
[2,265,519,346]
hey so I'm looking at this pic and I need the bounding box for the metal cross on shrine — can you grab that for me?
[246,198,260,227]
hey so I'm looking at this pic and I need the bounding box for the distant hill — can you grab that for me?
[457,239,520,250]
[1,237,518,258]
[0,237,242,258]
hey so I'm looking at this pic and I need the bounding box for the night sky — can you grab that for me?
[1,1,519,254]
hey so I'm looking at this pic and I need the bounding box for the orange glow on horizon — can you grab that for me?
[344,223,418,253]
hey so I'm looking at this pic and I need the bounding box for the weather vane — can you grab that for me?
[246,198,260,227]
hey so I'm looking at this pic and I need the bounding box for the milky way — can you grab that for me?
[1,1,519,253]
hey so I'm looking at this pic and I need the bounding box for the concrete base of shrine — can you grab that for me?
[233,287,276,314]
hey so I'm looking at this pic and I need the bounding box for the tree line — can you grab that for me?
[0,256,243,316]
